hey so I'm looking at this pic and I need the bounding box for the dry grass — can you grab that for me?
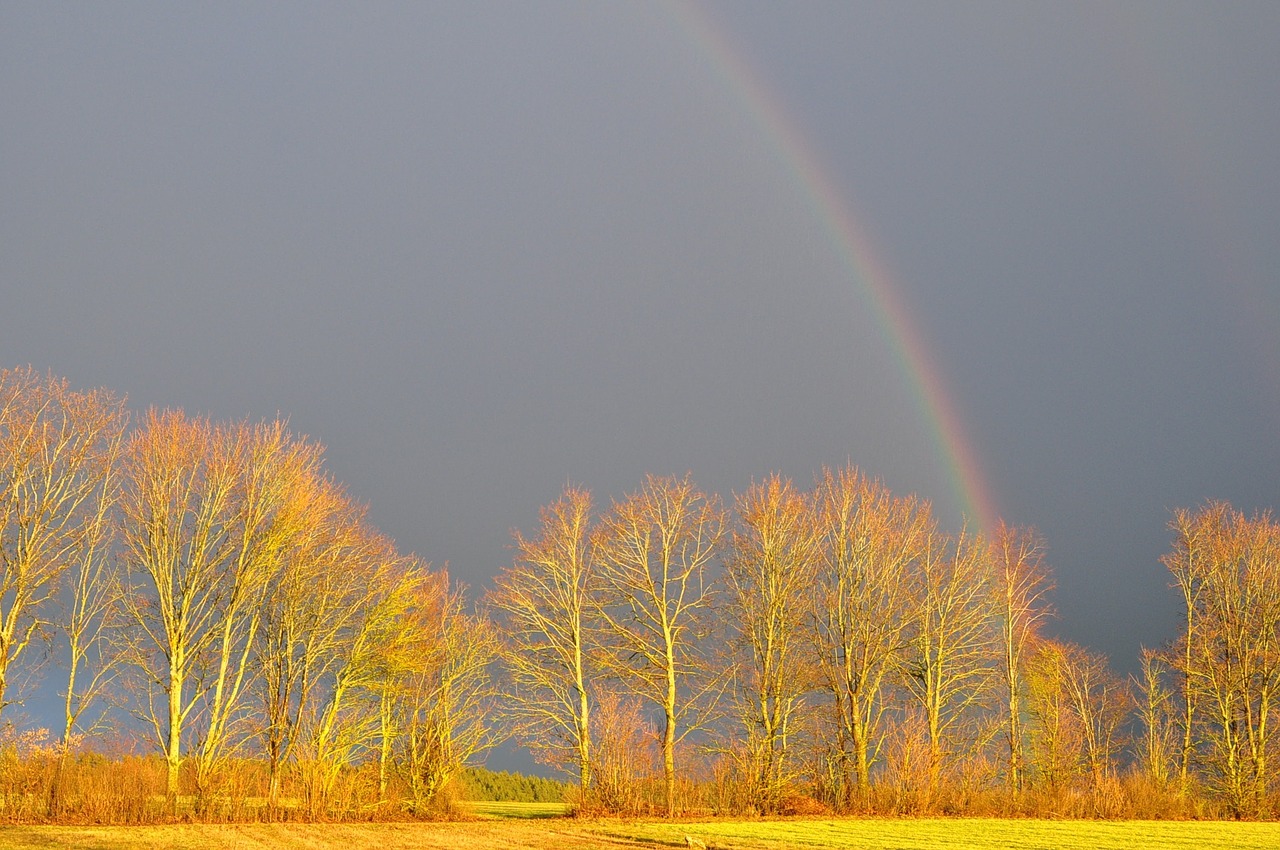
[0,822,586,850]
[2,817,1280,849]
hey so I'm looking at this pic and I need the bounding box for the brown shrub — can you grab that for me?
[779,793,830,816]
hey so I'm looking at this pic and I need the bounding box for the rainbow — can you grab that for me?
[668,2,1000,534]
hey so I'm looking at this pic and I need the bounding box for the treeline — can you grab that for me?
[0,367,495,821]
[487,476,1280,819]
[457,767,566,803]
[0,366,1277,822]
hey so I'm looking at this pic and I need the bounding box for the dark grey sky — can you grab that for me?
[4,0,1279,720]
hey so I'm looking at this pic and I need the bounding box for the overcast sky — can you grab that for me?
[4,1,1279,751]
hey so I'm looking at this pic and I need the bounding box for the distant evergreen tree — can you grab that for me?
[457,766,569,802]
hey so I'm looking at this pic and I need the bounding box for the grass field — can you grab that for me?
[466,800,572,819]
[2,816,1279,849]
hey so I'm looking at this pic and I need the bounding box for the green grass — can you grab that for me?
[611,818,1280,849]
[1,818,1279,850]
[463,799,571,819]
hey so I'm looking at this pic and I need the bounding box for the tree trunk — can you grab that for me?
[663,709,676,817]
[578,687,591,794]
[853,722,870,808]
[379,690,394,803]
[167,668,183,808]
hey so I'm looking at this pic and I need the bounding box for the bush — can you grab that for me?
[779,793,831,816]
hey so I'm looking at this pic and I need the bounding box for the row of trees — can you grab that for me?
[0,367,495,818]
[1162,502,1280,817]
[2,366,1277,820]
[489,473,1121,816]
[494,477,1280,818]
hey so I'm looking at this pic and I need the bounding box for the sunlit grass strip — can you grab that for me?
[612,818,1280,850]
[4,818,1280,850]
[464,800,571,819]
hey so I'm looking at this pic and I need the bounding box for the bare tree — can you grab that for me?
[595,474,726,817]
[0,368,126,721]
[1169,504,1280,816]
[1057,642,1131,796]
[1161,502,1226,790]
[809,466,931,809]
[722,474,820,812]
[488,486,597,792]
[1024,639,1129,808]
[1024,638,1082,796]
[57,444,126,750]
[294,546,421,816]
[50,398,127,817]
[1133,647,1176,790]
[118,410,320,803]
[252,475,391,812]
[197,420,319,805]
[587,686,656,815]
[904,526,996,801]
[118,409,228,800]
[990,521,1053,796]
[393,574,500,814]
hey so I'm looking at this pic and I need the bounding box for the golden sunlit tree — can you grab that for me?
[586,686,655,815]
[990,521,1053,797]
[118,410,320,805]
[1165,503,1280,816]
[1162,501,1239,793]
[1133,646,1176,791]
[722,474,821,812]
[903,526,996,803]
[56,435,126,753]
[595,474,726,817]
[1161,502,1226,791]
[488,486,598,794]
[809,466,932,809]
[391,573,500,814]
[1024,638,1081,797]
[293,548,421,816]
[252,475,397,813]
[1057,641,1130,797]
[0,368,127,723]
